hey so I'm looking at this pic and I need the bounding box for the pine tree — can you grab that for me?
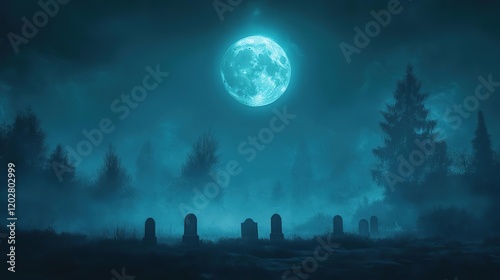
[470,111,498,196]
[95,144,131,197]
[471,110,494,175]
[47,144,76,186]
[372,64,438,200]
[6,108,47,174]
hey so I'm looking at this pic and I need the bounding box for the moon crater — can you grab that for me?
[221,36,291,107]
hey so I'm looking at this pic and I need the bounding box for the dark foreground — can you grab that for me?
[3,230,500,280]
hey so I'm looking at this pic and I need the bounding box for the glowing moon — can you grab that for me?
[220,36,291,107]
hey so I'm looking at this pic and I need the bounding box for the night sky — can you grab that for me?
[1,0,499,236]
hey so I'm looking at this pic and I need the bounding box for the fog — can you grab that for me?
[1,0,499,241]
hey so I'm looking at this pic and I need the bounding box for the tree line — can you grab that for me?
[1,64,499,234]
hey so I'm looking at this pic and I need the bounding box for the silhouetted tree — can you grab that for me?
[291,140,313,201]
[470,111,498,195]
[47,144,76,187]
[95,144,131,197]
[372,64,438,202]
[471,111,494,175]
[181,131,218,183]
[5,108,47,175]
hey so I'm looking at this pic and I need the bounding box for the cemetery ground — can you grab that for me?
[8,229,500,280]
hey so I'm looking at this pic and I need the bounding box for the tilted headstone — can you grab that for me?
[370,216,379,235]
[333,215,344,236]
[359,219,370,238]
[241,218,258,241]
[143,217,157,246]
[182,213,199,246]
[270,214,284,242]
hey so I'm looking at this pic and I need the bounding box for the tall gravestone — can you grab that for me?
[143,217,157,246]
[333,215,344,236]
[359,219,370,238]
[370,216,379,235]
[241,218,258,241]
[270,214,284,242]
[182,213,199,246]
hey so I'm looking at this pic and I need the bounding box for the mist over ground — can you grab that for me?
[0,0,499,243]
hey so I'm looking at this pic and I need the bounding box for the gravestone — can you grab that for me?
[143,217,157,246]
[370,215,379,235]
[359,219,370,238]
[270,214,284,242]
[241,218,258,241]
[333,215,344,235]
[182,213,199,246]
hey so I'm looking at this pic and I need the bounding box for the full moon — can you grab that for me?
[220,36,291,107]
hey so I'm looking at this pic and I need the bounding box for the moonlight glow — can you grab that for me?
[220,36,291,107]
